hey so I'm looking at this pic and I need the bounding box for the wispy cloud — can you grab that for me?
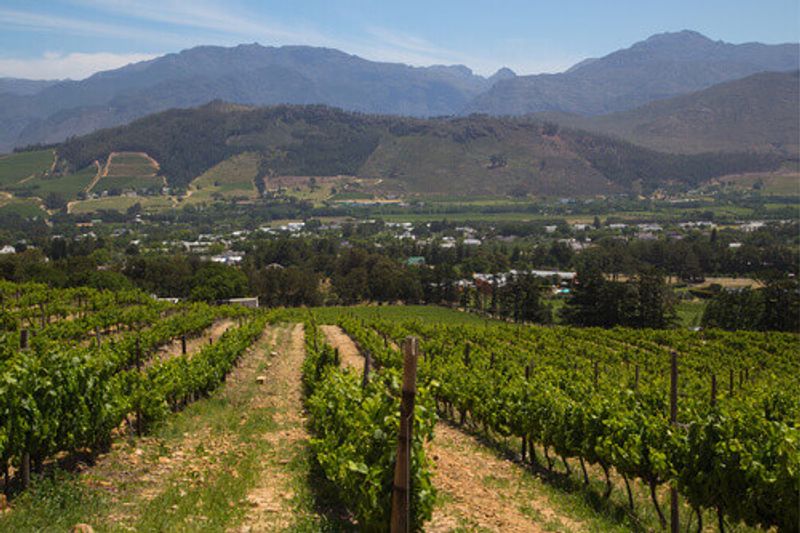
[0,2,577,78]
[0,8,188,46]
[0,51,159,80]
[65,0,331,45]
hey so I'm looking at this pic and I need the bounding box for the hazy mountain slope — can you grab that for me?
[53,103,782,196]
[0,44,504,153]
[539,71,800,154]
[466,31,799,116]
[0,78,59,96]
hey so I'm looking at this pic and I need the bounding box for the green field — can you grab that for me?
[98,175,163,192]
[309,304,490,325]
[69,195,174,214]
[0,150,54,187]
[0,197,47,218]
[675,300,707,328]
[9,165,96,200]
[93,152,162,193]
[187,152,260,204]
[723,170,800,195]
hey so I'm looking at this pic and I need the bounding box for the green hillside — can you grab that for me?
[93,152,163,193]
[0,149,53,187]
[8,165,96,200]
[542,71,800,155]
[56,103,784,197]
[187,152,261,204]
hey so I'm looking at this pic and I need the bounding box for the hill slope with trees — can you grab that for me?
[53,103,783,196]
[540,71,800,155]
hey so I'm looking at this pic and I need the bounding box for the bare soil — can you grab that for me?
[426,423,585,532]
[236,323,314,531]
[149,319,236,366]
[319,324,363,370]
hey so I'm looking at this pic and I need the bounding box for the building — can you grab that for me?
[223,297,259,308]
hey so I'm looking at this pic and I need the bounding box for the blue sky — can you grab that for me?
[1,0,798,79]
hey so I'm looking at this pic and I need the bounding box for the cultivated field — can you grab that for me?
[1,286,795,532]
[92,152,163,193]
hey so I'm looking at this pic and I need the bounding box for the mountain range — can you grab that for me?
[538,70,800,155]
[467,31,799,116]
[1,30,797,154]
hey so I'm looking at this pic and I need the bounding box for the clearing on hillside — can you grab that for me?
[92,152,163,193]
[187,152,261,204]
[11,165,97,201]
[0,149,54,188]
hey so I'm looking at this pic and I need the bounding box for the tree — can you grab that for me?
[757,276,800,332]
[513,274,552,323]
[702,288,764,331]
[701,276,799,332]
[189,263,248,302]
[634,270,676,329]
[43,192,67,211]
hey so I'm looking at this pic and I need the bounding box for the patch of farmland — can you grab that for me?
[0,150,54,188]
[10,165,97,200]
[186,152,261,204]
[93,152,163,193]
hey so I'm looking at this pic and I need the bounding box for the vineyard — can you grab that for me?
[0,287,797,531]
[302,306,800,532]
[0,281,265,492]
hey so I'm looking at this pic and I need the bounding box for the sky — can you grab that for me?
[0,0,798,80]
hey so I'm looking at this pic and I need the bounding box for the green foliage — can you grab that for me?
[563,268,676,328]
[55,104,785,195]
[348,312,799,531]
[188,263,249,302]
[0,282,264,485]
[301,320,436,531]
[0,150,53,188]
[702,277,800,332]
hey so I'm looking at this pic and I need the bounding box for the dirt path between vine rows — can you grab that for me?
[150,318,236,365]
[236,323,318,531]
[319,324,363,370]
[425,423,585,532]
[321,326,586,532]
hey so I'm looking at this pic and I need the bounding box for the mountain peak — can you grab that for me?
[489,67,516,83]
[643,29,713,44]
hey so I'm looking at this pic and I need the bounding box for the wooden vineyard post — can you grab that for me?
[181,335,187,355]
[522,364,531,462]
[21,452,30,490]
[20,329,30,488]
[209,336,213,346]
[362,350,371,389]
[95,326,101,347]
[460,343,470,425]
[729,368,734,396]
[670,351,679,533]
[391,337,419,533]
[136,337,143,436]
[711,374,717,406]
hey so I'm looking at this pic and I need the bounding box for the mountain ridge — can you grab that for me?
[465,30,799,116]
[52,102,783,197]
[536,70,800,155]
[1,31,797,154]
